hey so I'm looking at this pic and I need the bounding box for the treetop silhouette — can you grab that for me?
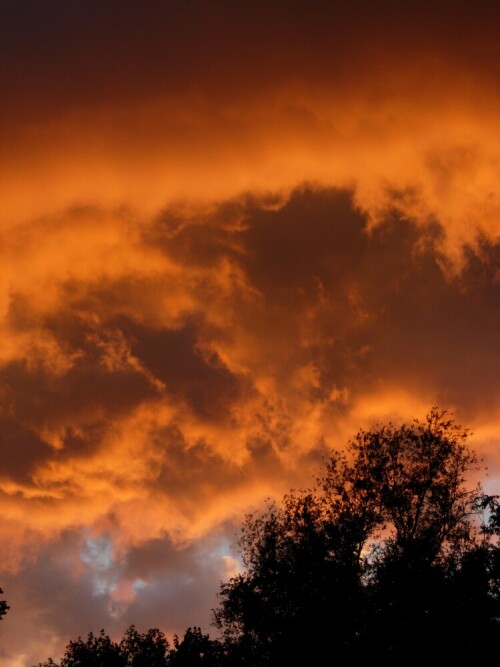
[214,408,499,663]
[0,588,8,621]
[33,408,500,665]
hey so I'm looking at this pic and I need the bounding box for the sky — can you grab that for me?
[1,1,500,664]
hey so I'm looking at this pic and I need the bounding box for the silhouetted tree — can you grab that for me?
[168,627,224,666]
[0,587,8,620]
[35,630,125,667]
[215,409,500,663]
[119,625,169,667]
[33,409,500,666]
[34,626,221,667]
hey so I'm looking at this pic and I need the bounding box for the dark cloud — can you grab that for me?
[147,425,285,510]
[242,187,366,297]
[124,321,245,421]
[0,347,157,447]
[122,528,239,633]
[2,185,500,665]
[3,186,500,479]
[2,4,500,665]
[239,189,500,415]
[3,0,500,128]
[0,527,236,664]
[149,205,245,269]
[0,415,48,482]
[131,186,500,427]
[365,227,500,417]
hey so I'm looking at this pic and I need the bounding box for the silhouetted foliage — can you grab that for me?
[35,630,125,667]
[34,626,224,667]
[119,625,169,667]
[0,587,8,620]
[169,627,224,666]
[34,409,500,666]
[215,409,500,664]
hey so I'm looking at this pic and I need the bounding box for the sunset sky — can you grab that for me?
[2,1,500,664]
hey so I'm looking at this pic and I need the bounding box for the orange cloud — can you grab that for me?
[1,189,499,565]
[2,2,500,664]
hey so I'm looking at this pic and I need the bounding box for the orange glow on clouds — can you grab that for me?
[4,83,500,260]
[2,2,500,664]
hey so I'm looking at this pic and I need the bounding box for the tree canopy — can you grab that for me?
[0,588,9,621]
[214,409,500,663]
[33,409,500,665]
[35,626,224,667]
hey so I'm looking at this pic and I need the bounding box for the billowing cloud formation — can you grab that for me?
[2,188,500,664]
[3,0,500,256]
[1,2,500,665]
